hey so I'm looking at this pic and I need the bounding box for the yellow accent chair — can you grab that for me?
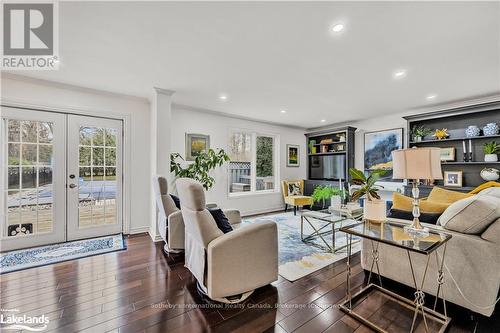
[281,180,313,215]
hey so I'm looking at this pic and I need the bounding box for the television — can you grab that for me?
[309,155,346,180]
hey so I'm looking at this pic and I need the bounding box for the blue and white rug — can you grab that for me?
[0,234,126,274]
[244,212,361,281]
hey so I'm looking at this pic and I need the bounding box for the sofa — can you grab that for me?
[361,189,500,317]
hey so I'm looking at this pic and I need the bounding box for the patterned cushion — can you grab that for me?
[287,182,302,196]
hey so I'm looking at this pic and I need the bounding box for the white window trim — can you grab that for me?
[227,129,280,198]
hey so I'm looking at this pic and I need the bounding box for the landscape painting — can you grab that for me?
[287,144,300,167]
[364,128,403,180]
[185,133,210,161]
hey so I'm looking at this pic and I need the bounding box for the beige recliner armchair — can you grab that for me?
[153,175,244,254]
[152,175,185,253]
[176,178,279,303]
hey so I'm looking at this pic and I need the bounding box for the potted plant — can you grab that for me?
[311,185,345,210]
[170,148,230,190]
[349,168,387,222]
[411,126,432,142]
[483,141,500,162]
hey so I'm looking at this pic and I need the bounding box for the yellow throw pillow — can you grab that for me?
[427,186,472,205]
[391,192,450,214]
[469,181,500,194]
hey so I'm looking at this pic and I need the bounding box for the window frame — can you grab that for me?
[227,129,280,198]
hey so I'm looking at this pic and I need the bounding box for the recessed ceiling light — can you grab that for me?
[426,94,437,100]
[331,24,344,33]
[320,119,326,123]
[393,69,407,79]
[280,110,287,114]
[219,94,228,101]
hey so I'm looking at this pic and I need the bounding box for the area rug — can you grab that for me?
[0,234,126,274]
[244,211,361,282]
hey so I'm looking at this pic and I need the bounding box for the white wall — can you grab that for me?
[1,74,152,234]
[171,106,307,216]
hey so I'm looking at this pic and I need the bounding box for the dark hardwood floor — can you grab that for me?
[0,233,497,333]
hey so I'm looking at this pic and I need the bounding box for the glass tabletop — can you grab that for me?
[340,221,452,254]
[301,209,359,224]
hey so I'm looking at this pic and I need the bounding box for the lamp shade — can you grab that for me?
[392,147,443,180]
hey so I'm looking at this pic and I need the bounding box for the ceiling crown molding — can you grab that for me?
[2,72,149,103]
[153,87,176,96]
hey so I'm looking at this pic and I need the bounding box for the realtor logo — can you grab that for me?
[1,1,58,70]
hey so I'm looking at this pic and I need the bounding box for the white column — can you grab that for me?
[150,87,175,241]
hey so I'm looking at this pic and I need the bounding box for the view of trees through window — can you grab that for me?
[228,132,276,193]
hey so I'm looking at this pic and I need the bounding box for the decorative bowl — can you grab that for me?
[483,123,499,136]
[480,168,500,181]
[465,125,481,137]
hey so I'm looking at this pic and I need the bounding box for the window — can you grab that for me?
[228,131,278,195]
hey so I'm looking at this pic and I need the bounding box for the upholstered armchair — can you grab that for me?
[152,175,185,253]
[153,175,243,254]
[176,178,279,303]
[281,180,313,215]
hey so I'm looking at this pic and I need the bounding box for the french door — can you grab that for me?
[1,107,123,251]
[67,115,122,241]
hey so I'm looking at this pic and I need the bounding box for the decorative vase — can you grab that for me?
[465,125,481,138]
[483,123,499,136]
[484,154,499,162]
[480,168,500,181]
[413,136,422,142]
[363,199,386,222]
[330,195,342,210]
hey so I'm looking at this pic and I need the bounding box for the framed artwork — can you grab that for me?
[364,128,404,180]
[440,147,456,161]
[185,133,210,161]
[444,171,463,187]
[287,144,300,167]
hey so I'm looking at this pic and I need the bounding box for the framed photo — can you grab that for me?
[444,171,463,187]
[364,128,404,180]
[185,133,210,161]
[440,147,456,161]
[287,144,300,167]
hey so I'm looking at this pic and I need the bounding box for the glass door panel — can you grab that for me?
[67,115,122,241]
[1,108,65,251]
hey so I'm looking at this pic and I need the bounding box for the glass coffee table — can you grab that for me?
[300,207,363,253]
[340,220,452,333]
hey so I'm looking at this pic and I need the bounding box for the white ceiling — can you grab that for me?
[14,1,500,128]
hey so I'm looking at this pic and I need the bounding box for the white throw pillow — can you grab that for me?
[438,195,500,234]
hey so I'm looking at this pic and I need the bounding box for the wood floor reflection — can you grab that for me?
[0,234,497,332]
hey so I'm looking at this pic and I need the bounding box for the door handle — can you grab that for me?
[69,183,77,189]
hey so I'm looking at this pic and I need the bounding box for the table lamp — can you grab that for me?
[392,147,442,237]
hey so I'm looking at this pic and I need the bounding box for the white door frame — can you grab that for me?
[67,115,123,240]
[1,102,132,237]
[0,107,67,251]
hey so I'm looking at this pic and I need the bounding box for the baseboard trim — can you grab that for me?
[148,227,163,242]
[129,226,151,235]
[241,206,285,218]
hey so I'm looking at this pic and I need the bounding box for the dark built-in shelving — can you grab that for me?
[404,101,500,191]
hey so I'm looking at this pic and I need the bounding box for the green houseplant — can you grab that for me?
[349,168,387,221]
[483,141,500,162]
[170,148,230,190]
[311,185,345,209]
[410,125,432,142]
